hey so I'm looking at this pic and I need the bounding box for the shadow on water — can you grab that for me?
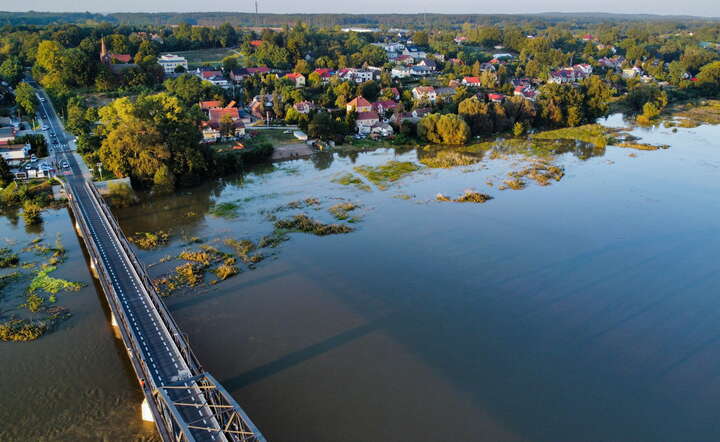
[224,313,396,391]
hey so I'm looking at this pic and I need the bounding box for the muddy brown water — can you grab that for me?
[3,115,720,441]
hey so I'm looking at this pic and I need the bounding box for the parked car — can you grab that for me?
[61,161,69,169]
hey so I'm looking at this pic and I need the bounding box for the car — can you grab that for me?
[39,97,46,102]
[24,164,32,170]
[61,161,69,169]
[30,154,37,162]
[41,125,49,131]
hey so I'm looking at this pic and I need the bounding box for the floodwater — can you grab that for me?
[3,115,720,441]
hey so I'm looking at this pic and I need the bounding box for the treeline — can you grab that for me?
[3,12,720,28]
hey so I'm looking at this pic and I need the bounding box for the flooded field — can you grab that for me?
[3,114,720,441]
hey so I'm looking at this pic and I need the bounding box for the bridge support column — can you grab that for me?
[141,398,154,422]
[74,221,82,237]
[89,259,99,279]
[110,312,118,327]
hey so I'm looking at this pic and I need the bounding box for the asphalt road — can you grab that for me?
[32,84,220,441]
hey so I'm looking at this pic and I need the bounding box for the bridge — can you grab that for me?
[32,83,266,442]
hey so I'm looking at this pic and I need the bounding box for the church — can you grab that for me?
[99,38,137,74]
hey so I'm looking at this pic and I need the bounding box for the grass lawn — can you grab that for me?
[246,129,297,146]
[171,48,244,68]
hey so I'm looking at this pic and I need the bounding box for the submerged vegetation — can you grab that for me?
[670,100,720,128]
[436,190,493,204]
[0,236,78,342]
[354,161,421,190]
[328,202,359,221]
[274,214,353,235]
[332,173,371,192]
[531,124,609,148]
[209,202,240,219]
[129,231,169,249]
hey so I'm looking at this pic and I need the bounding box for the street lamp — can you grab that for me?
[96,162,103,180]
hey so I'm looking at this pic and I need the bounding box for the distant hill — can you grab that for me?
[0,11,718,28]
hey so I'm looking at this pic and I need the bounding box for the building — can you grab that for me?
[283,73,306,87]
[201,107,246,142]
[373,100,398,115]
[346,96,373,113]
[356,112,380,134]
[99,38,137,74]
[293,101,315,114]
[0,143,30,166]
[157,54,188,74]
[462,76,482,87]
[370,122,394,137]
[0,126,17,145]
[412,86,437,103]
[391,67,413,78]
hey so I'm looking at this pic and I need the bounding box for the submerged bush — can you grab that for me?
[0,248,19,268]
[274,214,353,236]
[0,319,48,342]
[129,231,169,249]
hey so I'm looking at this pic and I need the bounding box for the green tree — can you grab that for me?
[22,200,42,226]
[0,56,23,86]
[0,157,13,188]
[14,82,37,116]
[418,113,470,145]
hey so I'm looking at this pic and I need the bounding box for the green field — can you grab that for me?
[171,48,243,68]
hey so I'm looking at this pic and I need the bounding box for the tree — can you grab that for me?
[219,113,235,139]
[14,82,37,116]
[697,61,720,93]
[153,165,175,194]
[0,157,13,188]
[164,74,219,105]
[294,59,310,75]
[412,31,429,46]
[0,56,23,86]
[22,200,42,226]
[358,80,380,101]
[513,121,526,137]
[418,113,470,145]
[98,93,208,188]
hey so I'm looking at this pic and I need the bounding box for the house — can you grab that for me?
[411,65,434,76]
[391,67,413,78]
[622,66,643,79]
[370,122,394,137]
[312,68,333,83]
[293,101,315,114]
[454,36,469,44]
[412,108,432,119]
[337,68,375,84]
[230,67,271,82]
[157,54,188,74]
[549,64,593,84]
[355,112,380,134]
[284,73,306,87]
[492,53,514,60]
[0,143,30,166]
[434,87,456,102]
[381,87,401,100]
[449,58,464,66]
[200,100,223,112]
[346,96,373,113]
[582,34,596,41]
[514,86,537,101]
[249,40,264,47]
[412,86,437,103]
[372,100,398,115]
[462,76,482,87]
[480,62,496,72]
[0,126,17,145]
[488,93,505,103]
[448,79,461,88]
[395,54,415,65]
[202,107,246,142]
[416,59,437,71]
[199,70,230,87]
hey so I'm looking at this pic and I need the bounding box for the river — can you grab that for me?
[3,115,720,441]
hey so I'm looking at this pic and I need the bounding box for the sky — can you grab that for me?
[3,0,720,17]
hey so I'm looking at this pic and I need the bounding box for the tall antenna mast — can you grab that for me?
[255,0,259,26]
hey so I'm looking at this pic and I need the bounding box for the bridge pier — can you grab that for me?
[141,398,155,422]
[74,221,82,237]
[89,259,99,279]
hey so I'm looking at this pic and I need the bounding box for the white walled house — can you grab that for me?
[158,54,188,74]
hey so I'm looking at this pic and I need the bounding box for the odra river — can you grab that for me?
[3,116,720,441]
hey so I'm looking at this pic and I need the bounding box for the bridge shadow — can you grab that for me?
[169,269,293,313]
[223,313,395,391]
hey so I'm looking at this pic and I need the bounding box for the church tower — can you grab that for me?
[100,37,109,64]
